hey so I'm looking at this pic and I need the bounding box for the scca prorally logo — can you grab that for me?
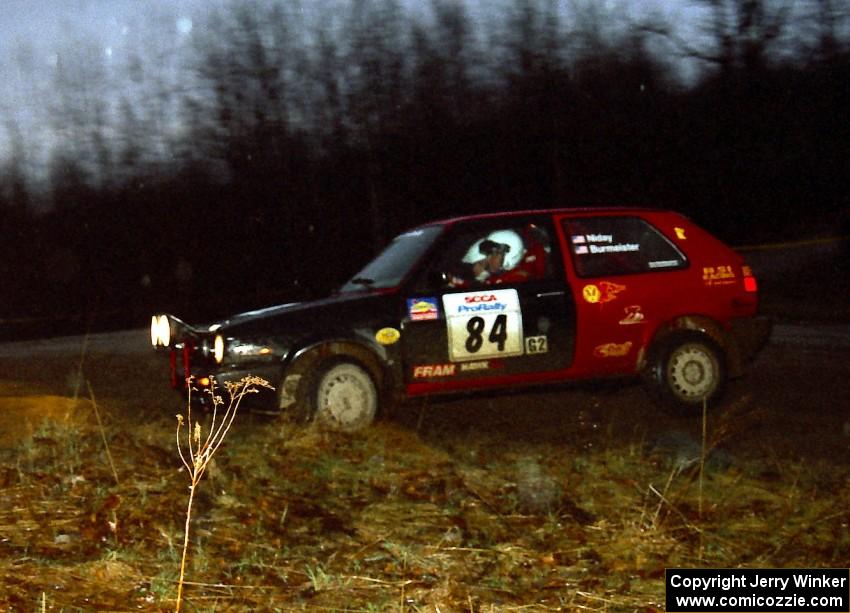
[457,294,506,313]
[464,294,498,303]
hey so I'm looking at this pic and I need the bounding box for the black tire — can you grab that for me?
[646,332,726,412]
[310,360,378,431]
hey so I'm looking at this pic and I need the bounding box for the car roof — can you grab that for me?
[418,206,676,229]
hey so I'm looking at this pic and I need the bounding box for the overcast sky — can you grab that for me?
[0,1,201,164]
[0,0,706,167]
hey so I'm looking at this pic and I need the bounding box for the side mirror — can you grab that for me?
[431,271,452,287]
[414,270,451,292]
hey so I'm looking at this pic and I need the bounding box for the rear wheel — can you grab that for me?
[646,332,726,412]
[312,361,378,431]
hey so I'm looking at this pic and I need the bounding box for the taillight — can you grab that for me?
[742,265,758,293]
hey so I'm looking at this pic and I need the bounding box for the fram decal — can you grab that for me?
[593,341,633,358]
[619,305,645,325]
[582,281,626,304]
[412,363,456,378]
[407,297,440,320]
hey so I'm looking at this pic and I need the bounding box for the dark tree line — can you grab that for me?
[0,0,847,338]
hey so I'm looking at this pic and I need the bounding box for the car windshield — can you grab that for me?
[340,225,444,292]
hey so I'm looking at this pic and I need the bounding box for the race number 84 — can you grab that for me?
[443,290,524,362]
[465,314,507,353]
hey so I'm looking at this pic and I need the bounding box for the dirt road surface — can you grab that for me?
[0,323,847,465]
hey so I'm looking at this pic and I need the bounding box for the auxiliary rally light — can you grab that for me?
[150,314,171,347]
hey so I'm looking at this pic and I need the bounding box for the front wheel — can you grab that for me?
[646,332,726,412]
[312,361,378,431]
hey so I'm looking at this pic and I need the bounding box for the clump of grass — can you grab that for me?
[173,375,272,613]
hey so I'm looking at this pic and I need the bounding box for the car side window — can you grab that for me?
[564,216,687,278]
[428,221,555,289]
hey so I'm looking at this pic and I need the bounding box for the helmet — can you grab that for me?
[461,230,524,270]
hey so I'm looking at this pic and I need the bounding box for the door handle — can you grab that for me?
[535,291,565,299]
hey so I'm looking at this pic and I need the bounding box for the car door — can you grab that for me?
[399,216,576,394]
[557,213,690,375]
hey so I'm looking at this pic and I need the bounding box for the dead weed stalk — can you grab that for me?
[173,375,272,613]
[87,380,120,485]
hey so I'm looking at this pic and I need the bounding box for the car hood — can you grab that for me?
[211,288,397,337]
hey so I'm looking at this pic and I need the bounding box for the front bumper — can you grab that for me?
[168,344,280,403]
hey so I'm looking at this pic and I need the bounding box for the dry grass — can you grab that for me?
[173,375,273,612]
[0,383,848,611]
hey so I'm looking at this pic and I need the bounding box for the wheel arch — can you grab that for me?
[640,314,743,378]
[277,337,394,413]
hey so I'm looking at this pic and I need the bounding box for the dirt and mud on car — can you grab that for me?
[151,208,771,429]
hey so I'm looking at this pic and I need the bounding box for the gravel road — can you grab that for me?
[0,323,848,463]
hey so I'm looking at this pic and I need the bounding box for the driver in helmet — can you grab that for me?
[472,238,511,281]
[462,229,525,284]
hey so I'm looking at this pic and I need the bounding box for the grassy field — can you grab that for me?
[0,372,847,611]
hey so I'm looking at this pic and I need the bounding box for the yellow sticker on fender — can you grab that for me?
[375,327,401,345]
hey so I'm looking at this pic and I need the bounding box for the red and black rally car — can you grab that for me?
[151,208,771,430]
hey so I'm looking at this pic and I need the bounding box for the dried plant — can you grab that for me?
[173,375,272,613]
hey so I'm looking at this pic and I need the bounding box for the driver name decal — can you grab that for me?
[572,233,639,255]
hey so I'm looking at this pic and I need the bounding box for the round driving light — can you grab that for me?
[213,334,225,364]
[157,315,171,347]
[150,315,159,347]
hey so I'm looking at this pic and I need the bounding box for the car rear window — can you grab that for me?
[563,216,687,277]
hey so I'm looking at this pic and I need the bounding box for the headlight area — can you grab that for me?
[213,336,276,366]
[150,314,171,348]
[190,338,276,400]
[214,334,225,364]
[159,326,278,393]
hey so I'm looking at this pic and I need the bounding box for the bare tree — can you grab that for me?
[49,39,116,191]
[343,0,410,246]
[409,0,475,122]
[639,0,794,77]
[801,0,850,61]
